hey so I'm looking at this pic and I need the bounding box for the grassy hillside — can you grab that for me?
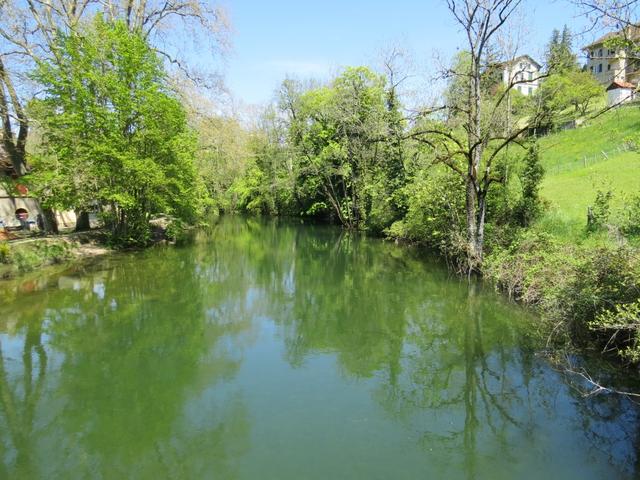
[539,106,640,172]
[537,105,640,241]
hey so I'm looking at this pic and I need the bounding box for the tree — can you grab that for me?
[545,25,578,73]
[289,67,389,229]
[514,143,544,226]
[0,0,229,177]
[572,1,640,62]
[572,1,640,31]
[413,0,545,272]
[30,16,205,244]
[537,69,604,117]
[0,56,28,176]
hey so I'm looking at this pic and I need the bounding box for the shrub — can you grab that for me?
[0,242,11,264]
[386,167,466,255]
[513,144,545,227]
[7,240,73,273]
[485,231,640,352]
[620,194,640,237]
[587,189,613,232]
[590,300,640,363]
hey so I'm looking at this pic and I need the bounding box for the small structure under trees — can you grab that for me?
[606,79,637,106]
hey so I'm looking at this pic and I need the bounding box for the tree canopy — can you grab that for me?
[30,16,205,244]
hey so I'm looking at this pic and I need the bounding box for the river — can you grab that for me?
[0,216,638,479]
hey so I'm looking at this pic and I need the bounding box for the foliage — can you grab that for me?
[620,194,640,237]
[386,166,466,259]
[537,69,604,120]
[0,239,73,276]
[29,16,205,246]
[513,144,545,227]
[0,242,9,263]
[545,26,578,73]
[590,300,640,363]
[191,112,253,214]
[486,231,640,352]
[587,189,613,232]
[230,67,407,232]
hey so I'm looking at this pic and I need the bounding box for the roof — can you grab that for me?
[583,26,640,50]
[606,80,636,91]
[505,55,542,70]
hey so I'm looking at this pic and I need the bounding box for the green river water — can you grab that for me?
[0,216,639,479]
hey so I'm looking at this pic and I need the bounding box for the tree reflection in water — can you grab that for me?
[249,219,640,479]
[0,242,255,478]
[0,216,639,479]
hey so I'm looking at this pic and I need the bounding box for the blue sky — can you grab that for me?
[222,0,593,105]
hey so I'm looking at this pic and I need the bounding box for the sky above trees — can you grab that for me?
[223,0,593,105]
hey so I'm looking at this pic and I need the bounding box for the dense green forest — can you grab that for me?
[0,0,639,365]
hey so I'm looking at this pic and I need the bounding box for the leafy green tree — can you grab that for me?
[537,69,604,118]
[294,67,388,228]
[30,16,205,245]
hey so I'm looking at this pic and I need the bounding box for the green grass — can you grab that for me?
[541,152,640,218]
[536,105,640,243]
[539,105,640,171]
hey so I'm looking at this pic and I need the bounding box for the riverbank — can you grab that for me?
[483,231,640,364]
[0,232,112,280]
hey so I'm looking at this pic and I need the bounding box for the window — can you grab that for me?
[528,87,532,95]
[608,63,612,71]
[528,72,533,80]
[590,65,594,72]
[599,48,603,57]
[517,85,522,93]
[598,63,603,73]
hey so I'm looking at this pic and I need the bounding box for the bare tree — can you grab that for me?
[572,0,640,30]
[412,0,546,272]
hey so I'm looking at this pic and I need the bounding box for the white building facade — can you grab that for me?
[583,30,640,86]
[501,55,542,96]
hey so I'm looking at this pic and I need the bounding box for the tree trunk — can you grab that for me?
[465,180,483,272]
[41,208,59,234]
[0,57,28,176]
[75,211,90,232]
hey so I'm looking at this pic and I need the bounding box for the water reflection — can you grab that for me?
[0,216,638,479]
[0,242,254,478]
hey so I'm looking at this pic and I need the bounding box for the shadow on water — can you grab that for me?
[0,215,639,479]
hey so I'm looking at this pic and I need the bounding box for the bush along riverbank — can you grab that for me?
[0,234,109,280]
[485,232,640,364]
[0,216,193,281]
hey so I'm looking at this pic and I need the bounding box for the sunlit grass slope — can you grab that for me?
[536,105,640,241]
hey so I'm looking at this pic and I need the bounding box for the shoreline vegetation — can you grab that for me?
[0,233,110,280]
[0,0,639,384]
[0,216,188,280]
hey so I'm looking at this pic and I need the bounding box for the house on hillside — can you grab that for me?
[583,28,640,106]
[0,146,43,229]
[498,55,542,96]
[583,28,640,86]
